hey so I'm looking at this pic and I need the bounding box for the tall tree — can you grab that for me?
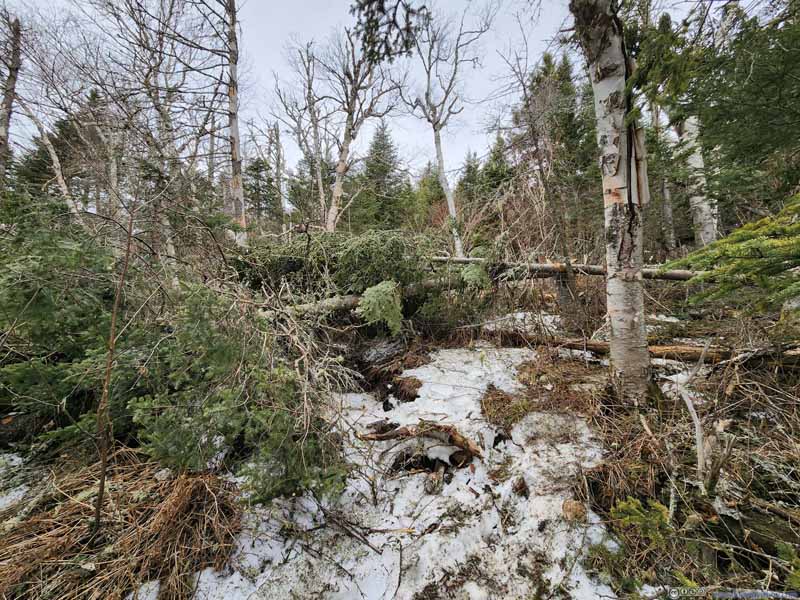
[224,0,247,247]
[403,5,493,257]
[0,9,21,184]
[570,0,650,400]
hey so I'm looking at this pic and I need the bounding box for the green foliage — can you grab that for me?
[584,544,642,594]
[670,195,800,311]
[237,229,441,295]
[126,286,345,499]
[610,497,671,548]
[777,542,800,589]
[346,122,415,231]
[460,262,490,290]
[0,193,114,424]
[355,280,403,336]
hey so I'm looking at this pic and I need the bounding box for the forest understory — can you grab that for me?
[1,0,800,598]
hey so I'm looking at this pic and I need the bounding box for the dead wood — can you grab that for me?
[429,256,703,281]
[357,421,483,459]
[497,331,733,362]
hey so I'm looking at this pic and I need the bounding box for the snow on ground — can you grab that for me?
[0,453,29,511]
[191,346,617,600]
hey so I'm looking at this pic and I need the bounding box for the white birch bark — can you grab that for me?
[433,127,464,257]
[225,0,247,247]
[327,115,353,232]
[677,116,717,246]
[571,0,650,401]
[0,15,21,183]
[661,178,676,252]
[18,99,83,222]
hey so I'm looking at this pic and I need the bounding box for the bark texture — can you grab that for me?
[226,0,247,246]
[571,0,650,401]
[677,116,717,246]
[0,15,21,183]
[434,128,464,257]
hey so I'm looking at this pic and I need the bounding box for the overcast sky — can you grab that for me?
[236,0,573,177]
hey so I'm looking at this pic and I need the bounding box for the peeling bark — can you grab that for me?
[225,0,247,247]
[570,0,650,401]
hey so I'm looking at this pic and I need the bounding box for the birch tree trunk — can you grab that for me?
[661,178,676,252]
[18,99,83,222]
[326,117,353,232]
[676,116,717,246]
[571,0,650,401]
[225,0,247,247]
[434,127,464,258]
[0,16,21,183]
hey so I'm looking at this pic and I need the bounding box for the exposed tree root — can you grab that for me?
[357,420,483,459]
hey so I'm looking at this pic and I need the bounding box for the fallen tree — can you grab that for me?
[430,256,703,282]
[496,333,732,362]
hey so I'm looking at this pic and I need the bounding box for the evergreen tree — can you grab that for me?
[244,157,282,230]
[346,121,408,231]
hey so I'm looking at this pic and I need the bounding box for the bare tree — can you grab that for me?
[0,8,21,183]
[275,41,332,227]
[318,29,399,231]
[675,116,717,246]
[402,5,494,257]
[570,0,650,401]
[277,32,398,232]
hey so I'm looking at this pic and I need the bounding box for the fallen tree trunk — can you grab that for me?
[497,331,732,362]
[430,256,702,282]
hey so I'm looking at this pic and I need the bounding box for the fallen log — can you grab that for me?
[497,331,732,362]
[356,420,483,459]
[430,256,703,282]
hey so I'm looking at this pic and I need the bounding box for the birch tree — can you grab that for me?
[275,42,333,227]
[403,6,493,257]
[570,0,650,400]
[318,29,398,232]
[0,9,21,183]
[675,115,716,246]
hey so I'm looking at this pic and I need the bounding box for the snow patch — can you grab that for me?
[0,453,29,511]
[183,347,616,599]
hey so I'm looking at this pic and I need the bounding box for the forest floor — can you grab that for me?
[0,307,798,599]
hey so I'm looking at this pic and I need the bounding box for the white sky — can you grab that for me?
[19,0,573,178]
[237,0,572,177]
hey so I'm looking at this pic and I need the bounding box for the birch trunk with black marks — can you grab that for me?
[0,15,21,183]
[327,115,353,232]
[571,0,650,401]
[676,116,716,246]
[225,0,247,247]
[434,127,464,258]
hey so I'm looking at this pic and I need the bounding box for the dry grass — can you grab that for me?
[479,351,606,430]
[0,447,240,600]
